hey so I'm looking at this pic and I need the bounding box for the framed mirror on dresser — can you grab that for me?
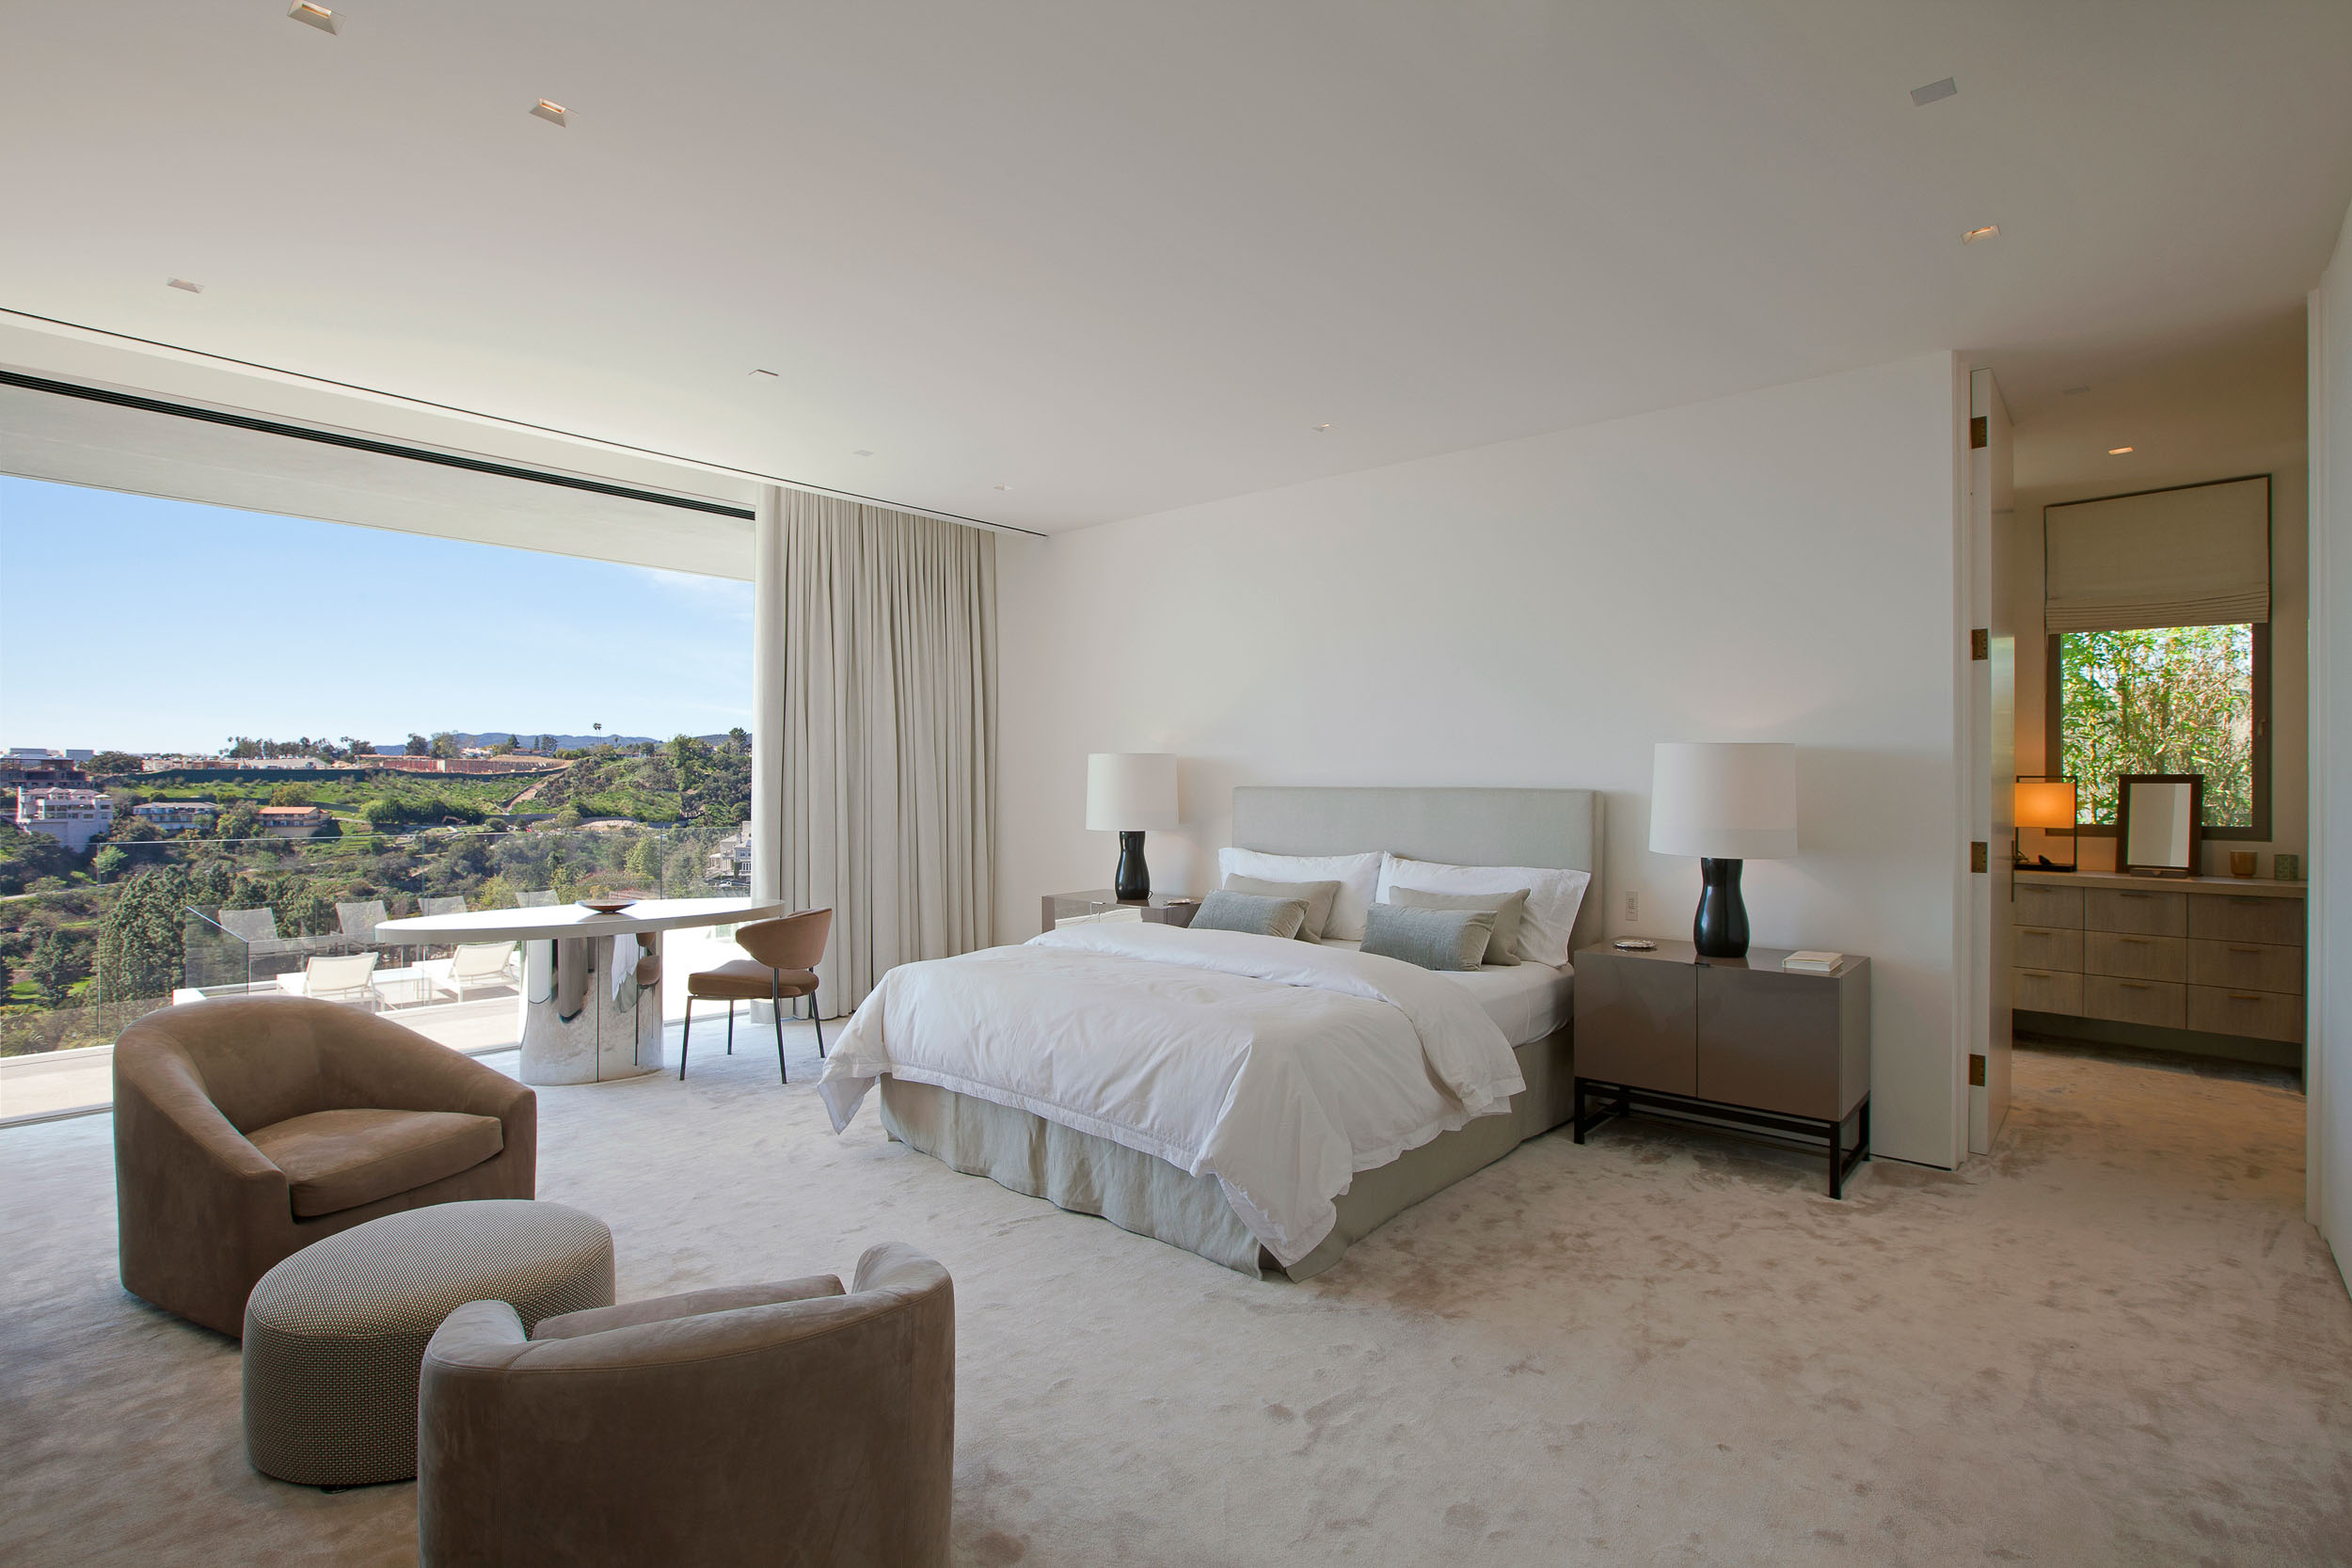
[2114,774,2202,878]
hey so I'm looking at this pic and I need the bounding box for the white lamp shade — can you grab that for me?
[1649,742,1798,860]
[1086,752,1179,832]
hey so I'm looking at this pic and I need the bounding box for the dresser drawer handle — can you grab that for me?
[2023,928,2051,937]
[2227,992,2265,1002]
[2228,945,2264,954]
[2119,982,2152,990]
[2120,936,2152,944]
[2022,970,2052,978]
[2119,893,2153,899]
[2228,897,2262,905]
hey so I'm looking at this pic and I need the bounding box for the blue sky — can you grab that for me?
[0,476,753,754]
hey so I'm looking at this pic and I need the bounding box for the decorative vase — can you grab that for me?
[1114,831,1151,901]
[2230,851,2257,879]
[1692,857,1748,958]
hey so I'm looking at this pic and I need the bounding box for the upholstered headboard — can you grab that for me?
[1229,786,1605,957]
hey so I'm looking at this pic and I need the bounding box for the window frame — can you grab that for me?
[2044,621,2271,842]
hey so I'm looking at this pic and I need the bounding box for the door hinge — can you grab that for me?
[1969,1053,1987,1086]
[1970,416,1988,450]
[1970,628,1989,661]
[1970,841,1989,874]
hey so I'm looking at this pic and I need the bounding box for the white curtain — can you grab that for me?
[781,491,997,1015]
[2044,475,2271,633]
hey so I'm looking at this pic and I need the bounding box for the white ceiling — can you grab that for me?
[3,1,2349,534]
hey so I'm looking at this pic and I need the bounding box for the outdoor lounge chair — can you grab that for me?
[516,891,558,908]
[276,951,381,1006]
[336,899,390,943]
[432,942,518,1003]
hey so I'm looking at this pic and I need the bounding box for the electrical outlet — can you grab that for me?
[1623,890,1639,925]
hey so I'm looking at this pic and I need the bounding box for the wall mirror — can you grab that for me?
[2115,773,2203,878]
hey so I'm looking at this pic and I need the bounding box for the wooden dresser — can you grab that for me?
[2011,870,2306,1049]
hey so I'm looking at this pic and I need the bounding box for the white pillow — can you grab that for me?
[1377,853,1591,966]
[1218,847,1383,941]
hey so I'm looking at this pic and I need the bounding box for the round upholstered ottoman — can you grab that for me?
[242,1199,613,1485]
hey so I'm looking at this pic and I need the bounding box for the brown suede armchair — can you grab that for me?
[419,1243,954,1568]
[114,995,536,1338]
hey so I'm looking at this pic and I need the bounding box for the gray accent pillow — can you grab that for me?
[1190,889,1310,941]
[1383,885,1531,966]
[1359,903,1496,972]
[1221,874,1343,942]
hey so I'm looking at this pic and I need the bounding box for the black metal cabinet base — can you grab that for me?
[1571,1077,1871,1198]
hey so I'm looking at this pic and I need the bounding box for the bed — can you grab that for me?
[818,786,1603,1279]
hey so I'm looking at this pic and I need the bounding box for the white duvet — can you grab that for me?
[817,922,1525,1267]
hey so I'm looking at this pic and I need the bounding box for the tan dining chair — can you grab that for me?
[680,910,832,1084]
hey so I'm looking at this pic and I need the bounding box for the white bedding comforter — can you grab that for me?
[816,923,1525,1267]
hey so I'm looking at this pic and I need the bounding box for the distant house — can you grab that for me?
[705,825,752,885]
[17,786,115,851]
[133,801,217,832]
[257,804,329,837]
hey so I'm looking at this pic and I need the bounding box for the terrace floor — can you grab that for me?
[1,1039,2347,1566]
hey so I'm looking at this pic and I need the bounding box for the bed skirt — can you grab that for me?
[875,1024,1575,1280]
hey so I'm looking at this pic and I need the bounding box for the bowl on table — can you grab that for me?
[579,897,638,915]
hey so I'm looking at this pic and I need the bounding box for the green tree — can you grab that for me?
[2058,626,2254,826]
[358,797,402,828]
[625,833,664,889]
[91,845,129,880]
[87,750,143,777]
[267,783,309,807]
[726,726,750,753]
[25,932,76,1008]
[405,733,431,757]
[431,732,458,761]
[555,805,584,831]
[95,865,194,1002]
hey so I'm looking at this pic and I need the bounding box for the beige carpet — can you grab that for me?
[2,1030,2346,1567]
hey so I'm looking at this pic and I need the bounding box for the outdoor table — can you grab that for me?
[374,897,784,1085]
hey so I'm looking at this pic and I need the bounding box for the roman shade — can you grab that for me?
[2043,475,2270,634]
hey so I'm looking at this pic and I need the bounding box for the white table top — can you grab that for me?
[375,896,786,943]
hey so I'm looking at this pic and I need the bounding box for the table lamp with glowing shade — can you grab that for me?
[1649,742,1799,959]
[2012,777,2079,871]
[1086,752,1180,901]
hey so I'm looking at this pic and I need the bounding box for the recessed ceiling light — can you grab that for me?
[1311,423,1331,432]
[167,277,203,293]
[2063,385,2091,396]
[1910,77,1957,107]
[851,450,873,458]
[2108,446,2134,455]
[531,100,569,127]
[1963,225,1999,244]
[288,2,339,34]
[748,369,778,379]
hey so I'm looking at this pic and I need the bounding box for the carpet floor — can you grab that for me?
[2,1029,2346,1567]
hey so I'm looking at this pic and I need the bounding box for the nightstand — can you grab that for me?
[1571,941,1871,1197]
[1040,890,1202,935]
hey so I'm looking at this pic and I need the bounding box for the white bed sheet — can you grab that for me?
[1320,940,1573,1046]
[818,924,1524,1268]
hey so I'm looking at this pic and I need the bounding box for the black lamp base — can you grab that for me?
[1113,831,1151,902]
[1693,857,1749,958]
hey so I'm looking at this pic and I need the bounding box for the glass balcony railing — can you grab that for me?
[0,822,752,1124]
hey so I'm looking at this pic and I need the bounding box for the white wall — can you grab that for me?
[998,353,1971,1168]
[2311,200,2352,1292]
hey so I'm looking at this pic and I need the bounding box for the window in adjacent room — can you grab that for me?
[2052,622,2266,836]
[2042,474,2272,843]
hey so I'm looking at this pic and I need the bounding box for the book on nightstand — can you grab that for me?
[1782,951,1844,974]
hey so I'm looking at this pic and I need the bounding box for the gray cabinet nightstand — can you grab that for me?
[1572,942,1871,1196]
[1040,891,1201,935]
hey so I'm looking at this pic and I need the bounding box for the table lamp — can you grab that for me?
[2012,776,2079,871]
[1649,742,1798,958]
[1086,752,1179,901]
